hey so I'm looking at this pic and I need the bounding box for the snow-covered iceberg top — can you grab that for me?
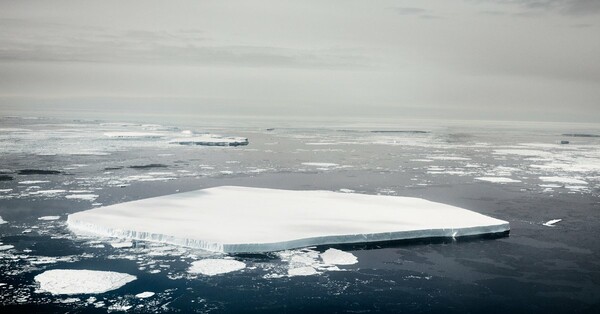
[67,186,509,253]
[169,134,248,146]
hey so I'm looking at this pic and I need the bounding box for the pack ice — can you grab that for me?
[67,186,509,253]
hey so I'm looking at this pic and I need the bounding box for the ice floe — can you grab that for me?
[188,259,246,276]
[65,194,99,201]
[67,186,509,253]
[0,216,6,225]
[37,216,61,221]
[103,132,163,139]
[135,291,155,299]
[169,135,248,146]
[543,219,562,227]
[34,269,136,295]
[320,248,358,265]
[475,177,521,183]
[539,177,588,185]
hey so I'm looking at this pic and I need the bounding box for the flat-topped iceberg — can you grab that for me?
[67,186,509,253]
[170,134,248,146]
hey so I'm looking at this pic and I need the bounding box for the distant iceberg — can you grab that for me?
[67,186,509,253]
[169,135,248,146]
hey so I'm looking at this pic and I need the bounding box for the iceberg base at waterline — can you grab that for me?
[67,186,510,253]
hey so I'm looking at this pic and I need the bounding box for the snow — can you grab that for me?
[37,216,60,221]
[0,216,6,225]
[169,135,248,146]
[67,186,509,253]
[135,291,155,299]
[320,248,358,265]
[188,259,246,276]
[539,177,588,185]
[34,269,136,295]
[475,177,522,183]
[543,219,562,227]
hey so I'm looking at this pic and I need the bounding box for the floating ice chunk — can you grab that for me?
[539,177,587,185]
[288,266,318,277]
[0,215,6,225]
[475,177,521,183]
[543,219,562,227]
[301,162,339,167]
[65,194,99,201]
[34,269,136,295]
[110,241,133,248]
[170,135,248,146]
[135,291,155,299]
[38,216,60,221]
[338,189,355,193]
[67,186,509,253]
[0,245,14,251]
[320,248,358,265]
[429,156,471,161]
[18,180,50,185]
[103,132,163,139]
[188,259,246,276]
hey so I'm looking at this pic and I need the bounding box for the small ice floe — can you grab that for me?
[110,241,133,248]
[135,291,155,299]
[320,248,358,265]
[539,177,587,185]
[0,245,14,251]
[0,215,7,225]
[338,188,355,193]
[103,132,163,139]
[170,135,248,146]
[543,219,562,227]
[18,180,50,185]
[188,259,246,276]
[65,194,99,202]
[34,269,136,295]
[288,266,319,277]
[37,216,60,221]
[475,177,521,184]
[428,156,471,161]
[301,162,339,167]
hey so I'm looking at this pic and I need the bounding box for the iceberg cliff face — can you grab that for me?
[67,186,509,253]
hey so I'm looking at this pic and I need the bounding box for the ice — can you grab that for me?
[288,266,318,276]
[0,245,14,251]
[188,259,246,276]
[539,177,588,185]
[543,219,562,227]
[320,248,358,265]
[135,291,155,298]
[301,162,339,167]
[110,241,133,248]
[65,194,99,201]
[169,135,249,146]
[0,215,6,225]
[67,186,509,253]
[38,216,60,221]
[475,177,521,183]
[34,269,136,295]
[103,132,163,138]
[18,180,50,185]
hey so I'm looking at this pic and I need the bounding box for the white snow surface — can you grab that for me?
[475,177,522,183]
[34,269,136,295]
[188,259,246,276]
[67,186,510,253]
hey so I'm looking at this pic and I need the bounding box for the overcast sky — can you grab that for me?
[0,0,599,122]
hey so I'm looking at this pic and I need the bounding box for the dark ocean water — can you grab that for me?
[1,116,599,313]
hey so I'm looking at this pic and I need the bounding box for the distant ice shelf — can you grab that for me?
[169,135,248,146]
[67,186,510,253]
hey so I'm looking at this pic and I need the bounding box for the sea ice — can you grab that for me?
[0,215,6,224]
[103,132,163,139]
[543,219,562,227]
[135,291,155,299]
[37,216,60,221]
[301,162,339,167]
[34,269,136,295]
[188,259,246,276]
[320,248,358,265]
[169,135,248,146]
[65,194,99,201]
[539,177,588,185]
[475,177,521,183]
[67,186,509,253]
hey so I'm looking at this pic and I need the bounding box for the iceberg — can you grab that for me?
[67,186,509,253]
[169,135,249,146]
[34,269,136,295]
